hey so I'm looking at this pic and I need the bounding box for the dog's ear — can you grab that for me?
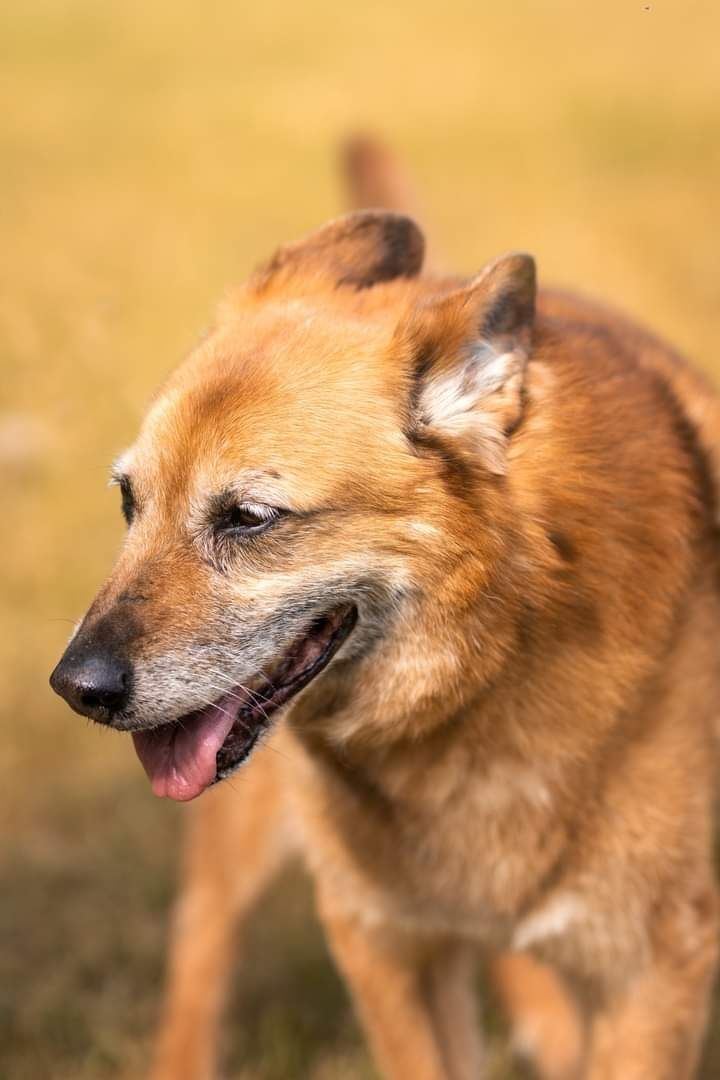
[400,252,536,475]
[250,211,425,294]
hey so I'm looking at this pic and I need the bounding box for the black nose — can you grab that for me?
[50,648,132,721]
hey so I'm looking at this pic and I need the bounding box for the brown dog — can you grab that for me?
[50,140,720,1079]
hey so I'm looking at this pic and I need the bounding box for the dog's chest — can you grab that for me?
[298,750,568,940]
[391,763,566,930]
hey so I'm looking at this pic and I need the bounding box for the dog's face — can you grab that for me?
[51,212,536,800]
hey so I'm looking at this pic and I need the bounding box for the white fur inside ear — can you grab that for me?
[418,344,524,474]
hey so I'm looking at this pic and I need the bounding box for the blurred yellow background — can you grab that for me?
[2,1,719,1077]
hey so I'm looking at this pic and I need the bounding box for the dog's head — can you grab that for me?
[50,211,536,800]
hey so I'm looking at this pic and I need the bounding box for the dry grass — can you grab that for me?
[2,1,720,1076]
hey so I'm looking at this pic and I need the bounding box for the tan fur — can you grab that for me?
[58,142,720,1079]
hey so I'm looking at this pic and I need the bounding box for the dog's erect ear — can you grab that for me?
[400,252,536,475]
[250,211,425,294]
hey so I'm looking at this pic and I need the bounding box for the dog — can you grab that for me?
[50,138,720,1079]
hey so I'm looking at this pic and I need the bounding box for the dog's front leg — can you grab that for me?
[489,951,584,1079]
[318,895,485,1080]
[424,939,486,1080]
[149,747,295,1080]
[584,885,719,1080]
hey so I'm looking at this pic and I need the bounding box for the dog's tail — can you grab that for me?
[340,134,441,270]
[341,134,421,215]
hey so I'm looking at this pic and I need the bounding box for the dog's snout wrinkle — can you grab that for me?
[117,589,149,606]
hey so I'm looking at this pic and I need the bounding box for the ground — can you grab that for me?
[2,1,720,1076]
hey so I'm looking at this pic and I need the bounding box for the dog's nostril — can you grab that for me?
[50,651,132,720]
[80,682,126,713]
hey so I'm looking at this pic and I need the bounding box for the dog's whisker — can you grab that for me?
[188,690,271,740]
[200,664,277,704]
[197,677,273,721]
[199,669,276,713]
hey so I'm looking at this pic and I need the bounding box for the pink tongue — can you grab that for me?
[132,703,237,802]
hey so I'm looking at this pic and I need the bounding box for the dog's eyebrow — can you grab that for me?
[109,466,127,487]
[226,470,291,505]
[109,452,134,486]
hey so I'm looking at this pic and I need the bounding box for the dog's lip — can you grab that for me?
[131,603,357,802]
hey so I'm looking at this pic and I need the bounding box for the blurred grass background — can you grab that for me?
[2,1,720,1076]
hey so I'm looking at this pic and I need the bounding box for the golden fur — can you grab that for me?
[53,141,720,1079]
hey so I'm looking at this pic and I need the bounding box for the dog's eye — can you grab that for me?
[216,502,280,536]
[119,478,135,525]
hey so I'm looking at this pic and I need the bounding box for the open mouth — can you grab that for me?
[131,604,357,802]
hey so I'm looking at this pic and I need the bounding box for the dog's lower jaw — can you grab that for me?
[132,603,358,801]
